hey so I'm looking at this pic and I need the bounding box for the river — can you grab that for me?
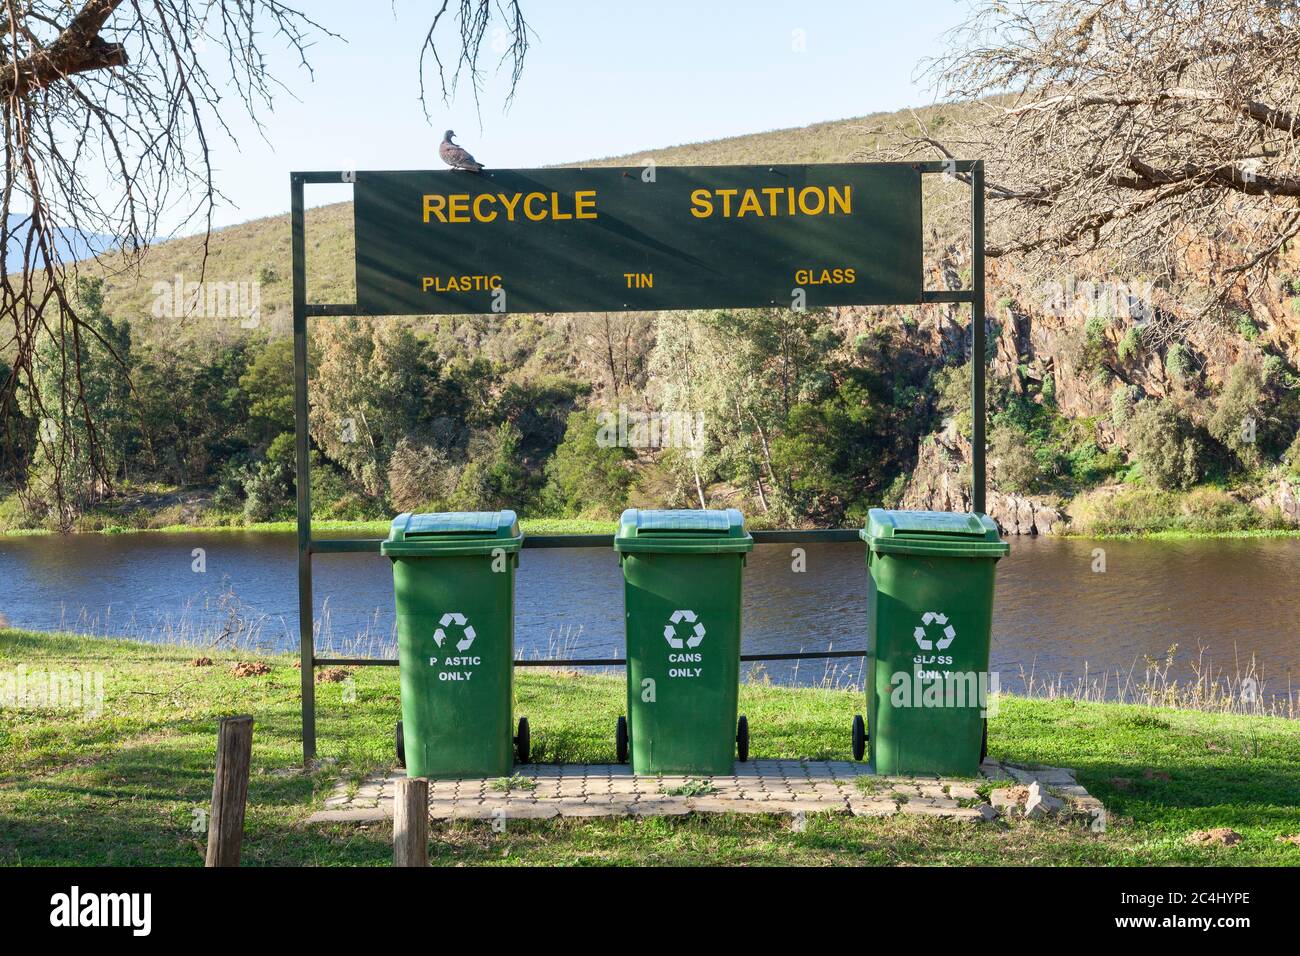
[1,531,1296,701]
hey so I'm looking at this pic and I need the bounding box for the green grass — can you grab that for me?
[1065,485,1300,538]
[2,629,1298,866]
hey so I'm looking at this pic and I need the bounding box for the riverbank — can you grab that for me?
[4,480,1299,539]
[2,629,1298,866]
[4,512,1300,541]
[0,516,616,538]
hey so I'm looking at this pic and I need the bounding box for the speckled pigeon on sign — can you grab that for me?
[439,130,484,172]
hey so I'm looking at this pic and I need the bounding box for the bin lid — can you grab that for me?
[380,510,523,557]
[614,508,753,554]
[860,508,1009,558]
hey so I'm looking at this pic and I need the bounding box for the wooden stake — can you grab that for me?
[393,776,429,867]
[205,715,253,867]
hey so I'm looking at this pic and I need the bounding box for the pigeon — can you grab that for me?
[439,130,484,172]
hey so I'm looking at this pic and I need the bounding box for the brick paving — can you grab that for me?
[308,759,1103,824]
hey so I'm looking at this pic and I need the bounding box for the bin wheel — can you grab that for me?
[851,714,866,761]
[395,721,405,769]
[514,716,531,764]
[616,716,628,763]
[979,717,988,764]
[736,715,750,762]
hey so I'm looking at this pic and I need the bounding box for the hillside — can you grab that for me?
[19,105,1299,537]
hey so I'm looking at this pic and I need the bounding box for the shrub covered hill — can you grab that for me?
[23,106,1300,536]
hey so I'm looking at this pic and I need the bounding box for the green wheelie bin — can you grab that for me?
[381,511,527,778]
[857,509,1009,776]
[614,508,753,774]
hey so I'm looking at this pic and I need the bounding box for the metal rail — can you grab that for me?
[291,162,986,764]
[314,648,868,669]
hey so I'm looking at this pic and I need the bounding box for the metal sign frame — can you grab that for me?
[290,160,986,764]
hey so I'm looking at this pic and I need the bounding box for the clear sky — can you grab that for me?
[195,0,969,231]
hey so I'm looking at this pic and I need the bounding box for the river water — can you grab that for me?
[1,531,1296,700]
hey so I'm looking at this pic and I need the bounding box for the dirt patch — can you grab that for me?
[232,661,272,678]
[1187,828,1242,846]
[1108,777,1133,791]
[190,657,213,667]
[1142,768,1171,782]
[316,667,351,684]
[1275,834,1300,846]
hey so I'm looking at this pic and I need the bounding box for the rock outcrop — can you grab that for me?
[900,427,1068,534]
[1249,478,1300,525]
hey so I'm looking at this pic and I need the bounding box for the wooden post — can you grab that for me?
[206,715,253,867]
[393,777,429,867]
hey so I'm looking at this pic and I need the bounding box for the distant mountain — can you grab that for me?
[5,213,118,271]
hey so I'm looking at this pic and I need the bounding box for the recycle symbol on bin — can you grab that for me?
[663,609,706,650]
[913,611,956,651]
[433,612,477,652]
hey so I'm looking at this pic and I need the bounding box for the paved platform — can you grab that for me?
[308,759,1103,824]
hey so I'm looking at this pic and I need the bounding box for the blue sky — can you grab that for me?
[196,0,969,230]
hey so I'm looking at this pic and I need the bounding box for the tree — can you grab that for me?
[452,423,530,511]
[900,0,1300,328]
[134,340,251,487]
[311,318,444,497]
[387,439,461,514]
[0,1,531,513]
[1208,359,1265,470]
[542,408,634,517]
[1125,400,1203,490]
[25,278,134,526]
[989,424,1041,494]
[239,339,297,452]
[650,309,840,515]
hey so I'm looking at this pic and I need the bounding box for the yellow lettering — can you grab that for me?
[797,187,825,216]
[423,195,447,223]
[690,189,713,219]
[763,187,783,215]
[737,189,763,217]
[473,194,498,222]
[523,192,547,221]
[447,194,471,223]
[716,188,738,217]
[575,190,598,219]
[499,193,523,221]
[828,185,851,215]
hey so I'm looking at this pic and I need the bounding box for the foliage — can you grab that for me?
[1285,430,1300,477]
[1208,361,1264,470]
[1116,326,1142,363]
[933,363,973,438]
[542,408,634,518]
[1069,486,1284,535]
[387,440,460,514]
[1125,400,1203,490]
[452,423,531,512]
[24,278,135,527]
[989,423,1040,493]
[1165,343,1192,382]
